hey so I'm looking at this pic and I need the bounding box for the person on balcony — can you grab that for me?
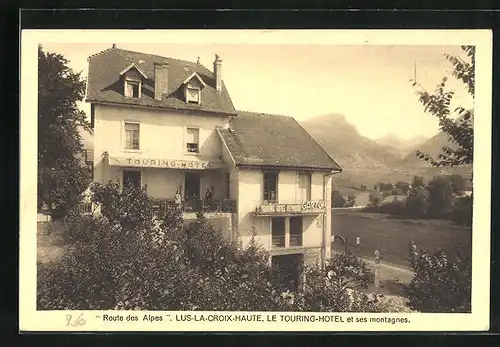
[204,188,213,212]
[174,191,182,209]
[204,188,213,200]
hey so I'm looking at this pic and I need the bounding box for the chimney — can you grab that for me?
[213,54,222,91]
[153,62,169,101]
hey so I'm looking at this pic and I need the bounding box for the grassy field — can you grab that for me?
[331,210,472,268]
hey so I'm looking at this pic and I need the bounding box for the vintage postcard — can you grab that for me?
[20,29,492,332]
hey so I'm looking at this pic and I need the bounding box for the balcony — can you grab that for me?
[254,200,326,216]
[272,235,285,248]
[153,198,237,214]
[289,234,303,247]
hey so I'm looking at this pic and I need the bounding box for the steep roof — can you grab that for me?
[217,111,342,171]
[86,47,236,116]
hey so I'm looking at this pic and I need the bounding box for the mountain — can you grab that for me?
[301,113,402,171]
[401,111,473,168]
[375,134,427,155]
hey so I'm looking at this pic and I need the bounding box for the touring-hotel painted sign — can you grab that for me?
[109,157,224,170]
[254,200,326,215]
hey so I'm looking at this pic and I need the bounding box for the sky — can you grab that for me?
[40,42,473,141]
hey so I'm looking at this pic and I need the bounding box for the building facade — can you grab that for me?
[85,46,342,287]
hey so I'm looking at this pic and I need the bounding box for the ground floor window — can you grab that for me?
[272,254,303,292]
[123,169,141,189]
[289,216,303,247]
[271,217,286,248]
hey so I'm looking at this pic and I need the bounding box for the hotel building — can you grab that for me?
[85,46,342,283]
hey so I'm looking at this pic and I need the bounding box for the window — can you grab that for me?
[263,171,278,202]
[186,127,200,153]
[298,172,312,201]
[125,80,140,98]
[289,216,303,247]
[124,122,140,150]
[271,217,286,248]
[123,170,141,189]
[186,87,200,104]
[224,172,231,199]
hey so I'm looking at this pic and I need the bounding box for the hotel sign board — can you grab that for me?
[109,157,224,170]
[255,200,326,215]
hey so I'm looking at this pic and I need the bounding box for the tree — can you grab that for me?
[345,195,356,208]
[406,186,430,218]
[378,182,394,192]
[426,176,456,218]
[38,46,91,219]
[411,175,425,189]
[395,181,411,195]
[412,46,474,167]
[368,190,382,207]
[332,190,346,208]
[405,242,471,313]
[448,174,466,193]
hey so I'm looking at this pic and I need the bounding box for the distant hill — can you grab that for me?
[301,113,402,170]
[301,113,473,189]
[401,111,473,168]
[375,134,428,158]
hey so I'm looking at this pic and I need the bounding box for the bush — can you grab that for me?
[405,242,471,313]
[344,195,356,207]
[291,252,382,312]
[38,183,288,311]
[378,200,407,215]
[332,190,346,208]
[378,183,394,192]
[450,196,473,226]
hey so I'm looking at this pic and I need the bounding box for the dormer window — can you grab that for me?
[182,72,206,105]
[186,87,200,104]
[119,63,147,99]
[125,80,141,98]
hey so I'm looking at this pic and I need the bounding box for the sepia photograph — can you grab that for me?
[20,30,492,332]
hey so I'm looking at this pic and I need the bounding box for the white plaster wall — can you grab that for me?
[93,103,228,162]
[311,172,325,201]
[302,215,324,248]
[236,169,271,250]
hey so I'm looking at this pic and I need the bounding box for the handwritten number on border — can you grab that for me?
[66,313,86,327]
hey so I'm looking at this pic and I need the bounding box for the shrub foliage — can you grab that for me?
[38,182,388,312]
[404,242,472,313]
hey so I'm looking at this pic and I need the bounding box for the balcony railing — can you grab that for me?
[153,198,237,214]
[271,234,303,248]
[254,200,326,216]
[289,234,303,247]
[272,235,285,248]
